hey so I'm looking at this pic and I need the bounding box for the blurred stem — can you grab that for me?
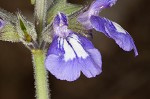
[34,0,47,43]
[32,50,50,99]
[31,0,35,5]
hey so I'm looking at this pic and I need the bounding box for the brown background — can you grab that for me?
[0,0,150,99]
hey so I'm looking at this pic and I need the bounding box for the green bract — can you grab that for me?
[0,9,19,42]
[41,23,53,43]
[16,13,37,46]
[0,22,20,42]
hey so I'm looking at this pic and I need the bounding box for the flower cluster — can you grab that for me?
[45,0,138,81]
[0,0,138,82]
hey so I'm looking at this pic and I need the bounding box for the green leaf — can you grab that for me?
[47,1,83,24]
[0,22,20,42]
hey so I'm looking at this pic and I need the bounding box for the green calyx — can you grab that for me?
[16,13,37,45]
[0,8,20,42]
[19,18,32,43]
[0,22,20,42]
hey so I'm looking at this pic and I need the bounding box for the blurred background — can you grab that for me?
[0,0,150,99]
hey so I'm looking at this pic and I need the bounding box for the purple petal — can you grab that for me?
[77,11,93,30]
[81,49,102,78]
[0,19,5,30]
[72,33,95,49]
[77,0,117,30]
[45,54,81,81]
[90,15,138,56]
[45,33,102,81]
[53,12,68,27]
[91,0,117,11]
[53,13,70,38]
[46,36,65,56]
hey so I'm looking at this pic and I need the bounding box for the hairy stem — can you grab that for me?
[32,50,50,99]
[34,0,47,43]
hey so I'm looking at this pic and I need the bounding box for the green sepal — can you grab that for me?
[0,8,20,42]
[47,0,83,24]
[68,16,91,38]
[0,8,17,24]
[55,0,66,3]
[16,13,37,45]
[41,23,53,43]
[47,0,54,9]
[0,22,20,42]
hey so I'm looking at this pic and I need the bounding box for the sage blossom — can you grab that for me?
[45,0,138,81]
[78,0,138,56]
[45,13,102,81]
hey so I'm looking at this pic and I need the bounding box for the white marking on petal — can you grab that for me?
[57,37,60,48]
[112,22,127,34]
[63,39,76,61]
[104,26,110,34]
[60,38,64,49]
[69,35,89,59]
[70,34,80,42]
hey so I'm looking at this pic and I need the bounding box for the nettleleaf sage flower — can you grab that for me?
[78,0,138,56]
[45,0,138,81]
[45,13,102,81]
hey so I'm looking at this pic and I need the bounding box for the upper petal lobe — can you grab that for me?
[90,15,138,56]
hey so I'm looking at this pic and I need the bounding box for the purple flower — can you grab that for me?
[45,13,102,81]
[0,19,5,30]
[78,0,138,56]
[45,0,138,81]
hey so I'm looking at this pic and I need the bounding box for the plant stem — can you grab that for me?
[35,0,47,43]
[32,50,50,99]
